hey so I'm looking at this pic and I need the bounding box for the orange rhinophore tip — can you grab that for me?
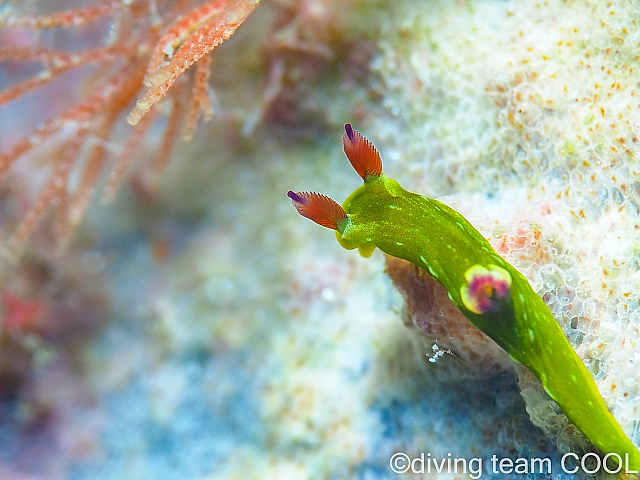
[342,124,382,181]
[287,191,347,230]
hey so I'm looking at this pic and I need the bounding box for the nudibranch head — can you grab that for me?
[342,124,382,182]
[460,264,512,315]
[287,191,348,231]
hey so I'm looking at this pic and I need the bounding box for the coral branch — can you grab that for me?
[0,0,261,249]
[1,0,126,29]
[102,110,157,203]
[127,0,260,125]
[0,46,130,105]
[145,0,233,84]
[152,89,187,181]
[0,104,93,180]
[182,51,214,141]
[11,132,85,249]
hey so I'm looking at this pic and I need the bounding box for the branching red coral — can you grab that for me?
[0,0,260,254]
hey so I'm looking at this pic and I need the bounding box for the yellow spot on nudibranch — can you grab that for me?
[460,264,512,314]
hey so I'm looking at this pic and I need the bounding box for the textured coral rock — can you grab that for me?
[373,0,640,454]
[385,255,512,377]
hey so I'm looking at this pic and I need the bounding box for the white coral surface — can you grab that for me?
[373,0,640,452]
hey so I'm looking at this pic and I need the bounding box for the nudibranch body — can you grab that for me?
[288,124,640,472]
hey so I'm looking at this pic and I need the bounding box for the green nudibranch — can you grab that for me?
[288,124,640,471]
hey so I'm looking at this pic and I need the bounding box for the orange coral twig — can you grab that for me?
[183,51,214,141]
[1,0,126,28]
[0,46,131,105]
[127,0,260,125]
[101,108,158,203]
[0,0,261,250]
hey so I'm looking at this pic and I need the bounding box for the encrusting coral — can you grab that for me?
[370,0,640,459]
[0,0,260,252]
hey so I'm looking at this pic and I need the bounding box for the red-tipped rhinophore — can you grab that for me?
[342,124,382,181]
[287,191,347,230]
